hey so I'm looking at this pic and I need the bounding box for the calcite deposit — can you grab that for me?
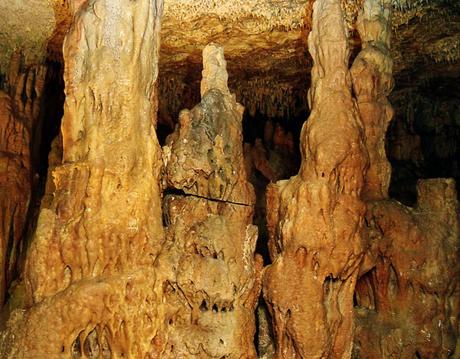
[0,0,165,357]
[0,54,46,306]
[262,0,368,356]
[351,0,460,357]
[354,179,460,358]
[0,0,459,357]
[350,0,393,201]
[160,44,262,357]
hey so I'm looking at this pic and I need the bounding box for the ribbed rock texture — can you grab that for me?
[0,54,46,306]
[351,0,460,357]
[262,0,368,357]
[160,44,262,358]
[0,0,165,357]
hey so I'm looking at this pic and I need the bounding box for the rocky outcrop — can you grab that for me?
[0,53,46,306]
[0,0,165,357]
[160,43,262,357]
[262,0,368,356]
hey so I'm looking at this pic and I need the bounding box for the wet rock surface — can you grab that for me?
[262,0,368,356]
[0,55,46,306]
[160,44,262,358]
[0,0,165,356]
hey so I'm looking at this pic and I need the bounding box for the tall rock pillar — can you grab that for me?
[351,1,460,357]
[160,44,262,358]
[351,0,393,201]
[262,0,368,357]
[1,0,165,357]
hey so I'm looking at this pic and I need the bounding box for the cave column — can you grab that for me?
[159,43,262,357]
[351,0,394,201]
[263,0,368,357]
[350,1,460,357]
[1,0,166,357]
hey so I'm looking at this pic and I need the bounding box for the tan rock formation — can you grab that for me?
[0,0,165,357]
[351,1,460,357]
[160,43,262,357]
[351,0,393,201]
[262,0,368,356]
[354,179,460,358]
[0,54,46,306]
[164,44,255,206]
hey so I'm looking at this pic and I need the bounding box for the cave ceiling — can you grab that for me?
[0,0,459,120]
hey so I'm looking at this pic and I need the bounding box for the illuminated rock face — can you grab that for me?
[160,44,262,358]
[0,0,166,357]
[352,1,460,357]
[262,0,368,357]
[0,55,46,306]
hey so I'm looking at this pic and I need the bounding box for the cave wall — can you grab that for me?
[388,80,460,205]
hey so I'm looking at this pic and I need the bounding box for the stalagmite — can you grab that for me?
[262,0,368,357]
[0,54,46,306]
[0,0,165,357]
[351,0,393,201]
[160,43,262,357]
[351,0,460,356]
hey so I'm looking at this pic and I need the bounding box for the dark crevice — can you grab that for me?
[163,188,252,207]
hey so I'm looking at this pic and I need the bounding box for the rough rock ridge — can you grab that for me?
[262,0,368,356]
[0,0,165,357]
[160,43,262,358]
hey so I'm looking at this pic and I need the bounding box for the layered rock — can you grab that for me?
[0,0,165,357]
[262,0,368,356]
[160,43,262,357]
[0,54,46,306]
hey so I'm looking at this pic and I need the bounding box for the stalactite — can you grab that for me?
[262,0,368,356]
[0,0,165,357]
[0,53,46,306]
[160,43,262,357]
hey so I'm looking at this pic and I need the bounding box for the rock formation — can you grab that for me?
[160,43,262,357]
[262,0,368,356]
[0,53,46,306]
[350,0,393,202]
[351,0,460,357]
[0,0,458,357]
[354,179,459,358]
[0,0,165,357]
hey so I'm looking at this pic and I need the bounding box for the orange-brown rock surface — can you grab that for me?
[160,43,262,358]
[351,1,460,357]
[354,179,459,358]
[0,54,46,306]
[0,0,165,357]
[350,0,393,202]
[262,0,368,356]
[163,44,255,206]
